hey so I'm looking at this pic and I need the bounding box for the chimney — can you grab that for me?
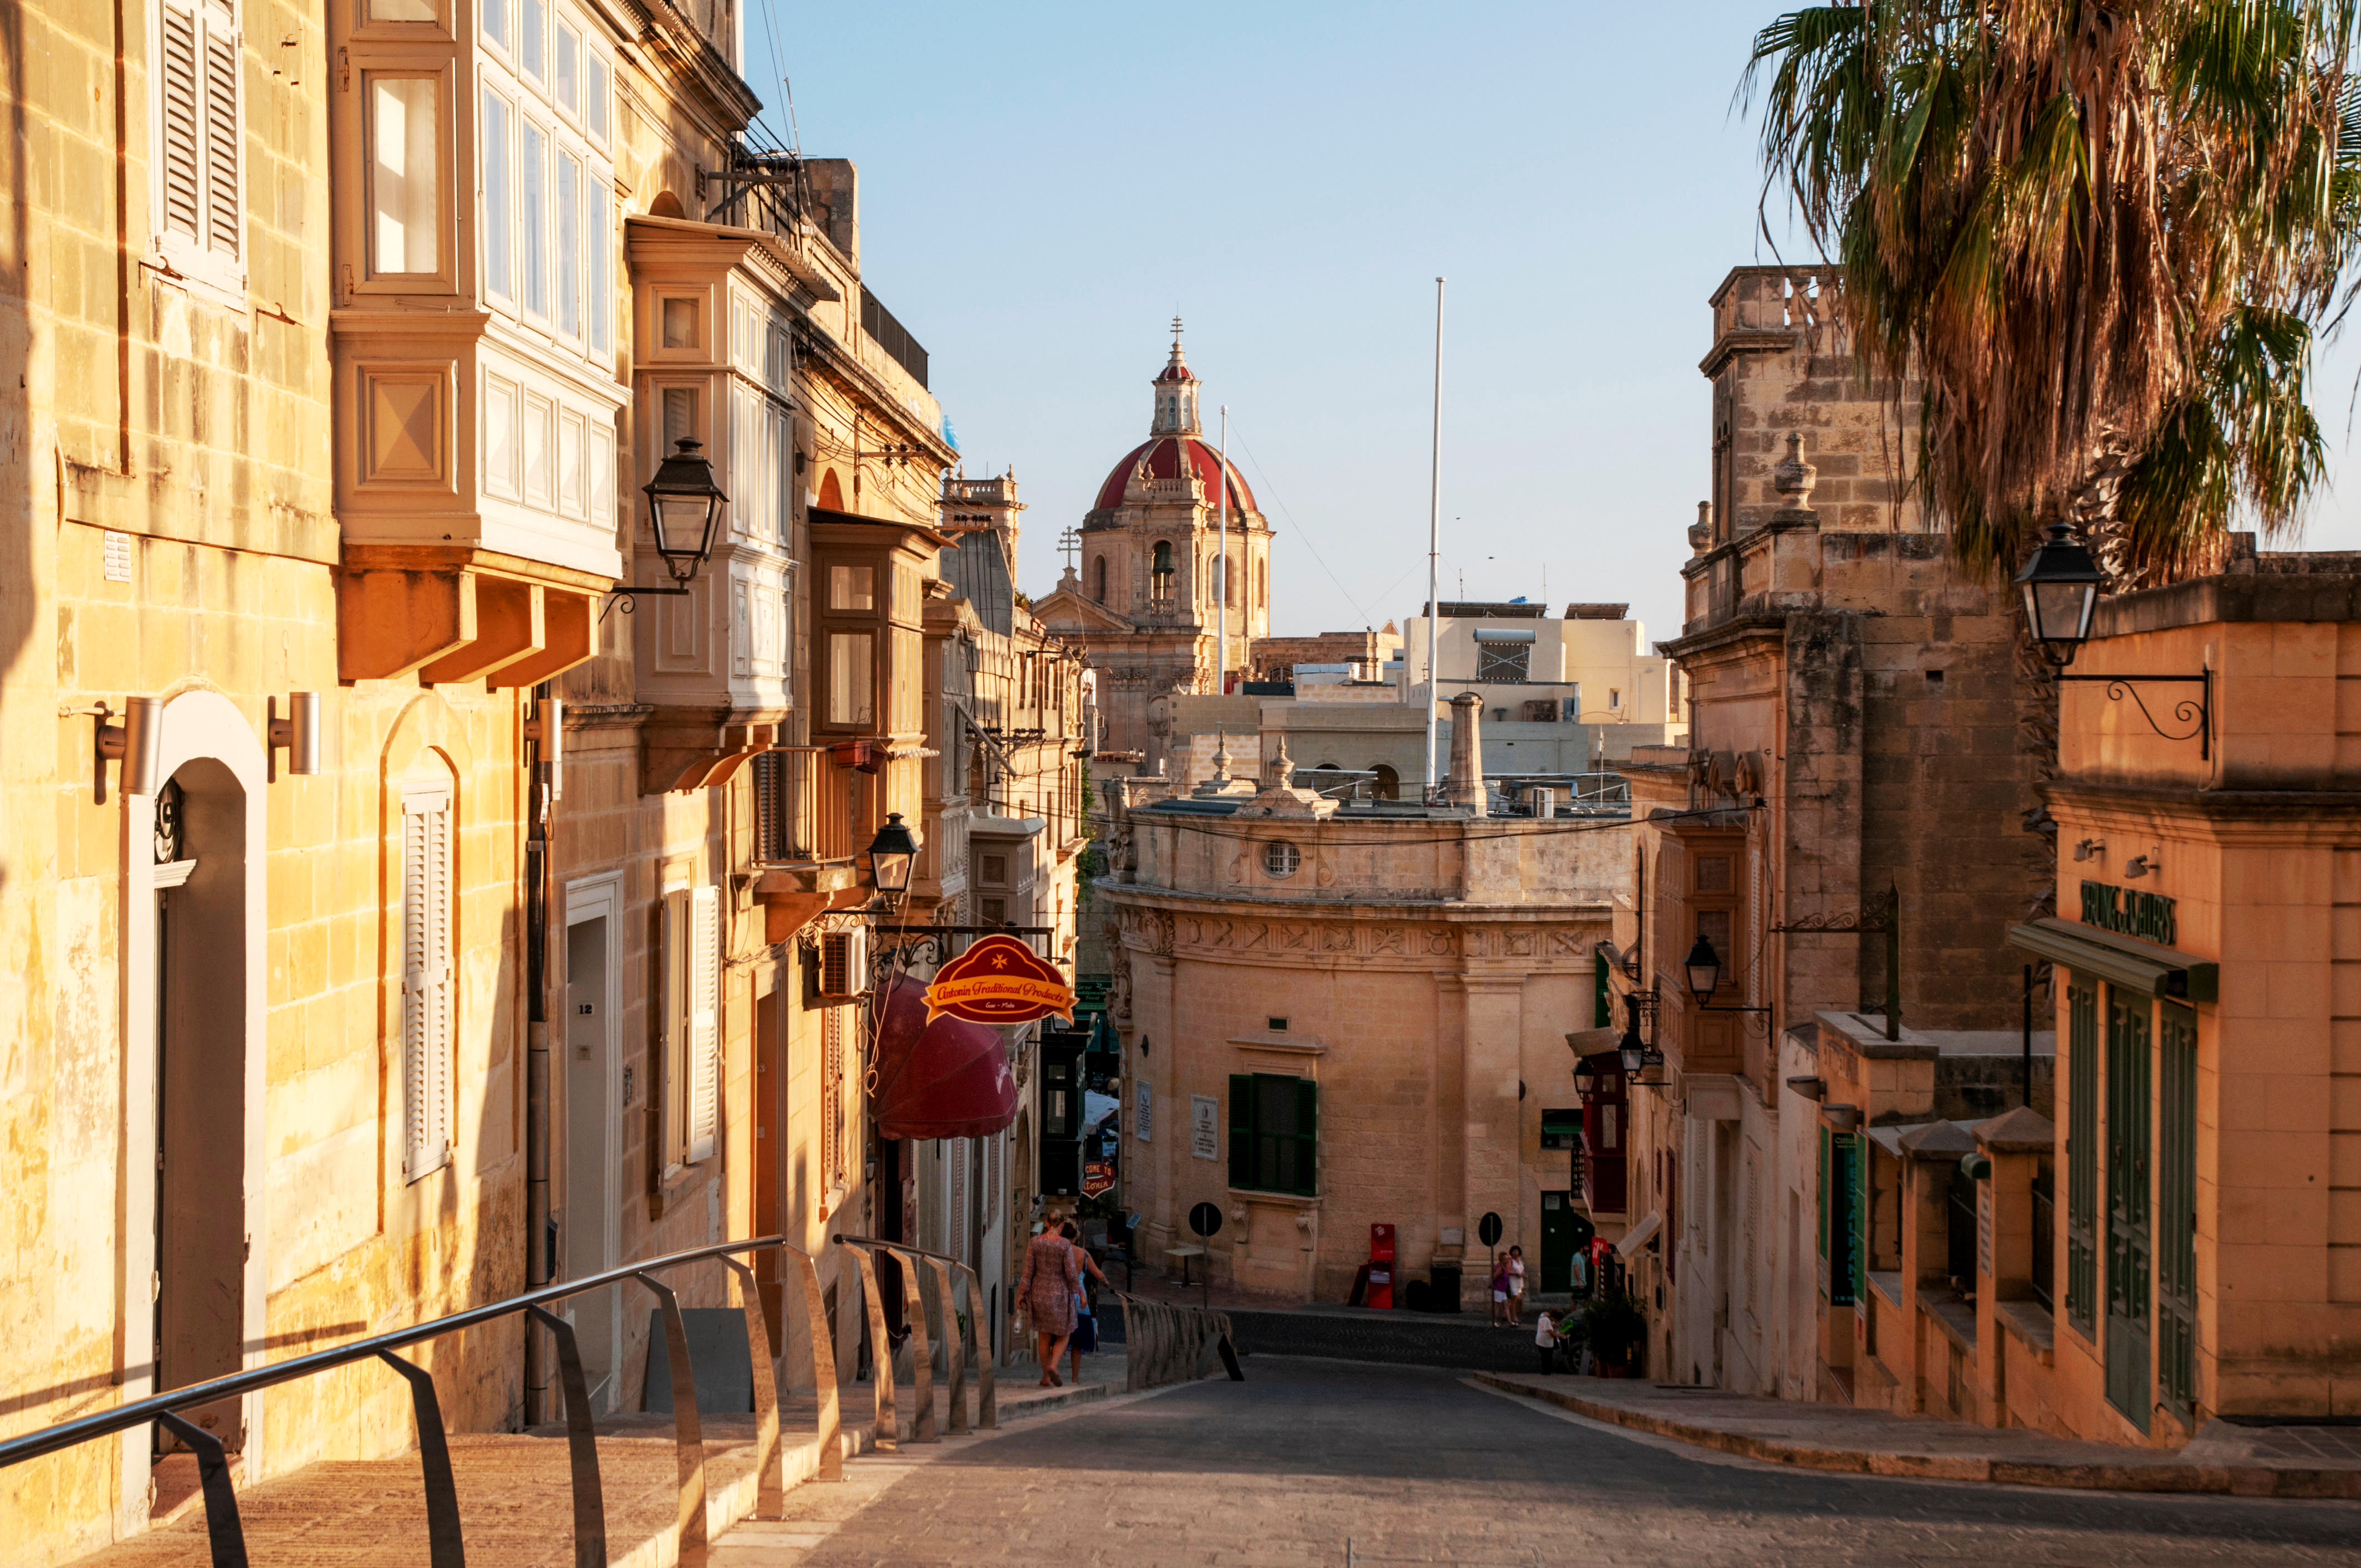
[1447,692,1487,813]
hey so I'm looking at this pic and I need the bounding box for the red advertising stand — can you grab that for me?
[1366,1223,1397,1310]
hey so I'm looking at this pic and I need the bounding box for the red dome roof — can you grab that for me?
[1092,436,1257,514]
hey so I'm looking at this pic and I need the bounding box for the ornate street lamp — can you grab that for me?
[2014,519,2215,759]
[1573,1056,1599,1099]
[861,813,920,912]
[1684,933,1722,1004]
[2012,522,2104,668]
[644,438,729,583]
[608,438,730,615]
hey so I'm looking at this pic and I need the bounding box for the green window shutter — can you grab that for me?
[1292,1076,1319,1196]
[1594,951,1611,1029]
[1817,1126,1830,1261]
[1848,1134,1868,1306]
[1228,1074,1252,1188]
[2066,975,2099,1332]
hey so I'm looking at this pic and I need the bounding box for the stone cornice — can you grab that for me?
[2041,778,2361,830]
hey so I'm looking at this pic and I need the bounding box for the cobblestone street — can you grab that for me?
[716,1359,2361,1567]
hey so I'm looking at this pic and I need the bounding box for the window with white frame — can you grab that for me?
[481,88,512,298]
[587,177,610,353]
[585,53,609,144]
[556,149,580,336]
[664,885,720,1167]
[518,119,548,317]
[519,0,546,79]
[153,0,244,291]
[400,785,454,1181]
[482,0,508,49]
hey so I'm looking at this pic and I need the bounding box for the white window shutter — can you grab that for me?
[402,792,453,1181]
[685,884,720,1163]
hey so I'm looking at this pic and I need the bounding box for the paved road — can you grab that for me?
[715,1358,2361,1566]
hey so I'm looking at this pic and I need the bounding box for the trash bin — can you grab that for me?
[1427,1261,1462,1314]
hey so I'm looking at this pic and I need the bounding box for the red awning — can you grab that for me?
[870,974,1018,1140]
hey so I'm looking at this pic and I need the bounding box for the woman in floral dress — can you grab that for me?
[1017,1223,1083,1386]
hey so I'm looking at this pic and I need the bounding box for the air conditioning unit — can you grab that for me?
[818,927,870,1001]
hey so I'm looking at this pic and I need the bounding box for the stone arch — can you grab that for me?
[649,190,687,218]
[1370,763,1400,800]
[120,688,270,1511]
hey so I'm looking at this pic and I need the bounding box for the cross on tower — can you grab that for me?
[1058,526,1082,571]
[1171,313,1184,344]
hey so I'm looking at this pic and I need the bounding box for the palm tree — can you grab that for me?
[1742,2,2361,585]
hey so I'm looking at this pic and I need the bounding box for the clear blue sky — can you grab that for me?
[751,1,2361,645]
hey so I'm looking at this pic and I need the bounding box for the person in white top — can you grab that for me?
[1506,1245,1527,1324]
[1533,1309,1560,1373]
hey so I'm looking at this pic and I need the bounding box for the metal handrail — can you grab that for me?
[829,1234,998,1446]
[1,1235,842,1568]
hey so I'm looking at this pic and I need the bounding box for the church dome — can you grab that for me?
[1093,436,1256,514]
[1093,321,1256,515]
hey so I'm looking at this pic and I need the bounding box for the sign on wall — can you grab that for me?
[922,933,1078,1025]
[1135,1081,1153,1142]
[1190,1095,1220,1161]
[2079,881,2176,945]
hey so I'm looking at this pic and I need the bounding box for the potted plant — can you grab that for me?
[1582,1289,1646,1378]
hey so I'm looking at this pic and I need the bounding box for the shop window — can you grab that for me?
[1818,1126,1860,1305]
[368,76,442,279]
[1228,1072,1317,1197]
[400,785,453,1182]
[154,0,244,291]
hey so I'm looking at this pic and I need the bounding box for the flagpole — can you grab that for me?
[1425,278,1444,800]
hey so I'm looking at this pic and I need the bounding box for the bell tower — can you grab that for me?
[1150,316,1202,437]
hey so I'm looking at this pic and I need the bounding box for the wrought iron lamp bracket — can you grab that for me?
[2054,668,2212,760]
[598,584,691,622]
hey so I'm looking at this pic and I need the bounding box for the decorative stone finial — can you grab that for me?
[1688,500,1712,554]
[1772,431,1818,513]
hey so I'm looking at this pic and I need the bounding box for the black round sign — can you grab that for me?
[1189,1201,1223,1238]
[1477,1211,1504,1247]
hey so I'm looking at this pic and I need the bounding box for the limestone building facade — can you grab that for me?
[1603,266,2051,1399]
[0,3,982,1560]
[1034,326,1271,760]
[1098,718,1621,1306]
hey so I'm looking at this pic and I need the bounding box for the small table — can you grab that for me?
[1164,1245,1206,1285]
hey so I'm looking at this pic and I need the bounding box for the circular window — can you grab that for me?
[1263,840,1301,879]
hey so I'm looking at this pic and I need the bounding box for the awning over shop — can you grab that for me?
[2006,917,2218,1003]
[870,975,1018,1141]
[1539,1110,1583,1138]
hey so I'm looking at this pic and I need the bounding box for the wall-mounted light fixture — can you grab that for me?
[268,692,320,781]
[2017,522,2213,757]
[2072,837,2105,862]
[606,438,730,617]
[860,813,920,914]
[62,697,162,801]
[1682,933,1776,1031]
[2123,854,2156,881]
[523,696,564,800]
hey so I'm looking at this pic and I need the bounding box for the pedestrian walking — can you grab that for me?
[1489,1257,1512,1327]
[1017,1221,1084,1386]
[1062,1219,1112,1386]
[1506,1245,1527,1324]
[1533,1308,1561,1373]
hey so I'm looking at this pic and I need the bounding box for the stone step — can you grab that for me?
[61,1370,1110,1567]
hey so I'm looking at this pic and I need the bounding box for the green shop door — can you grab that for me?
[1539,1192,1593,1294]
[2105,988,2153,1433]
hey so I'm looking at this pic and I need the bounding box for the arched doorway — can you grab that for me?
[1370,763,1400,801]
[121,691,268,1525]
